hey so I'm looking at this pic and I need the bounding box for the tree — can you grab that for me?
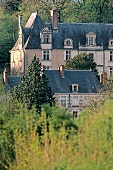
[13,55,54,113]
[3,0,22,14]
[65,53,98,75]
[0,10,18,73]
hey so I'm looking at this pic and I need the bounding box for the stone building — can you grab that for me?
[10,10,113,77]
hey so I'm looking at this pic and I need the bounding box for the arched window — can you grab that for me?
[64,38,73,46]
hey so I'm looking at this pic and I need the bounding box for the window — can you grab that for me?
[60,96,66,107]
[110,67,113,76]
[72,111,78,118]
[66,50,71,60]
[111,41,113,46]
[66,40,71,46]
[86,37,94,45]
[64,39,73,47]
[45,66,50,70]
[89,53,94,59]
[110,51,113,61]
[43,34,50,43]
[86,32,96,46]
[43,50,50,60]
[72,84,78,92]
[72,96,79,106]
[12,61,15,68]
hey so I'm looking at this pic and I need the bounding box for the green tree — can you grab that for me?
[13,55,54,113]
[3,0,22,14]
[65,53,98,75]
[0,10,18,73]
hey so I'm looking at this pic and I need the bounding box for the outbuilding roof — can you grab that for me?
[45,70,101,93]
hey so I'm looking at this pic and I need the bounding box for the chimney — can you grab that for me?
[3,67,8,84]
[50,9,59,33]
[100,72,107,84]
[59,65,65,78]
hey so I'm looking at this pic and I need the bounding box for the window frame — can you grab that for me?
[110,67,113,76]
[86,32,96,46]
[110,51,113,61]
[43,50,50,60]
[60,96,66,107]
[65,50,71,61]
[43,34,50,44]
[72,111,78,118]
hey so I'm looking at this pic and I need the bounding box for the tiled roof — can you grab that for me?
[45,70,101,93]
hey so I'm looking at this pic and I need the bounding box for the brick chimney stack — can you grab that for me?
[100,72,107,85]
[59,65,65,78]
[51,9,59,33]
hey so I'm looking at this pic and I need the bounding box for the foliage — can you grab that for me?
[2,0,22,14]
[1,72,113,169]
[0,10,18,73]
[13,55,54,113]
[65,53,98,75]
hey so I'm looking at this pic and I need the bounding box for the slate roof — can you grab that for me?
[45,70,101,93]
[11,13,113,51]
[7,70,101,94]
[8,76,21,89]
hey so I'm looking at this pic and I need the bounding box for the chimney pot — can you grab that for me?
[59,65,65,78]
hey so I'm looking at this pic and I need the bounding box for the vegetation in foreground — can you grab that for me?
[0,75,113,170]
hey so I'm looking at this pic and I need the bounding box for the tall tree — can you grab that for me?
[0,11,18,73]
[65,53,98,75]
[13,55,54,113]
[3,0,22,14]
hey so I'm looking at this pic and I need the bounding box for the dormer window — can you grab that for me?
[111,41,113,46]
[66,40,71,46]
[109,39,113,46]
[86,32,96,46]
[64,39,73,48]
[40,26,52,44]
[43,34,50,43]
[71,84,79,92]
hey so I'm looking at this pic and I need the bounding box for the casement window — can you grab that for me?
[66,50,71,60]
[71,84,78,92]
[72,111,78,118]
[60,96,66,107]
[43,50,50,60]
[86,32,96,46]
[72,96,79,106]
[89,53,94,58]
[110,67,113,76]
[86,37,94,45]
[43,34,50,43]
[110,51,113,61]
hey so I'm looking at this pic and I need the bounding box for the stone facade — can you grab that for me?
[10,11,113,77]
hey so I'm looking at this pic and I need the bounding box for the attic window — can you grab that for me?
[64,39,73,46]
[86,32,96,46]
[43,34,51,43]
[71,84,78,92]
[109,39,113,46]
